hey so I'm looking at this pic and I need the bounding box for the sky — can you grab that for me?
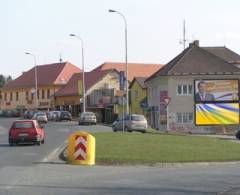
[2,0,240,78]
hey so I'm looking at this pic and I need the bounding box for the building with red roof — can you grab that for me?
[91,62,163,81]
[1,62,81,110]
[53,62,163,123]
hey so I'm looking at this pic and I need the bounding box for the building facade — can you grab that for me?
[129,77,148,116]
[146,41,240,133]
[1,62,81,112]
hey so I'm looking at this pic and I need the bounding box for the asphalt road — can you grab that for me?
[1,117,240,195]
[0,117,112,167]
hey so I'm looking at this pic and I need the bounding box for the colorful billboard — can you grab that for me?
[194,80,238,102]
[195,103,239,125]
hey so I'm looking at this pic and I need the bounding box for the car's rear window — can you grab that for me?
[131,115,145,121]
[13,122,33,129]
[37,113,45,116]
[83,113,95,116]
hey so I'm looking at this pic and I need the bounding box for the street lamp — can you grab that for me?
[108,9,129,115]
[69,34,86,113]
[25,52,38,110]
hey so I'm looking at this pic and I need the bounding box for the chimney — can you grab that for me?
[189,40,199,47]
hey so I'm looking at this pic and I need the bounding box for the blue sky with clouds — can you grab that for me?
[2,0,240,78]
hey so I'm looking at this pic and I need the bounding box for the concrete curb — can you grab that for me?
[42,142,67,164]
[46,142,240,168]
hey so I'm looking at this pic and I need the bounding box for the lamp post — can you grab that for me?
[25,52,38,110]
[70,34,86,113]
[108,9,129,115]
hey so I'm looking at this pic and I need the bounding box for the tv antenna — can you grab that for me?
[179,19,187,50]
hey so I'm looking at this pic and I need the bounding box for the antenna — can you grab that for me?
[179,19,187,50]
[59,53,63,62]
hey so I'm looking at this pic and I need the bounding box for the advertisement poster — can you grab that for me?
[195,103,239,125]
[194,80,238,102]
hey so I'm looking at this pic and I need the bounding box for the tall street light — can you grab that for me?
[108,9,129,115]
[70,34,86,113]
[25,52,38,110]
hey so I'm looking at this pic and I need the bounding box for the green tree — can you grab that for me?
[0,74,12,88]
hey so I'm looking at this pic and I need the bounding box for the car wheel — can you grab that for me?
[41,138,45,144]
[9,141,13,146]
[125,126,131,132]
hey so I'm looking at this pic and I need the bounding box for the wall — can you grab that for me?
[147,74,240,133]
[1,85,61,110]
[129,81,146,115]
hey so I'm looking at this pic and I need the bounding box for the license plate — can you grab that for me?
[19,133,28,137]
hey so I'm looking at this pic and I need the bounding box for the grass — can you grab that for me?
[92,132,240,165]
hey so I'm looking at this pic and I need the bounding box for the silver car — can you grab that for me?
[112,114,148,133]
[33,112,48,123]
[78,112,97,125]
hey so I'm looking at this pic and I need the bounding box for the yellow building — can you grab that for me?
[129,77,148,115]
[1,62,80,111]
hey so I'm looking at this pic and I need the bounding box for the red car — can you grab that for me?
[9,120,45,146]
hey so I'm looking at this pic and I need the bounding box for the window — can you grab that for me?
[177,84,192,95]
[176,112,193,124]
[42,89,45,99]
[26,91,29,100]
[10,92,13,101]
[4,93,7,101]
[188,85,192,94]
[37,90,39,99]
[13,121,33,129]
[16,92,19,101]
[47,89,50,99]
[177,86,182,95]
[182,85,187,95]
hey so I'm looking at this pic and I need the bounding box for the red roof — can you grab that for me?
[4,62,81,88]
[55,69,117,96]
[91,62,163,81]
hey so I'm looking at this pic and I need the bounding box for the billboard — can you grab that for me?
[194,80,238,102]
[195,103,239,125]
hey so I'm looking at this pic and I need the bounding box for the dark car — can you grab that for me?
[56,111,72,121]
[8,120,45,146]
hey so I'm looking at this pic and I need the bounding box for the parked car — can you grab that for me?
[26,110,38,119]
[112,114,148,133]
[0,110,4,117]
[60,111,72,121]
[33,112,48,123]
[236,130,240,140]
[52,111,61,121]
[46,111,55,120]
[78,112,97,125]
[8,120,45,146]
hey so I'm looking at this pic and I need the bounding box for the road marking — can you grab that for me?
[0,126,7,135]
[42,141,67,163]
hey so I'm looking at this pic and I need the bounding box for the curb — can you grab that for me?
[42,142,67,164]
[48,142,240,168]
